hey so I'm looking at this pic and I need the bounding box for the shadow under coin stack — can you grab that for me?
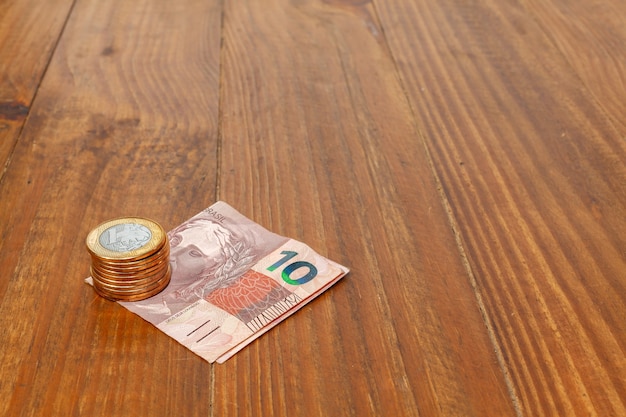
[86,218,171,301]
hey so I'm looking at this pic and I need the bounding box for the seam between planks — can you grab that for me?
[416,136,524,417]
[368,1,524,415]
[210,0,227,415]
[213,0,224,205]
[0,0,79,186]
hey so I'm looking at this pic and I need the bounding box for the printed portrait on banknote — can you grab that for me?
[121,202,288,324]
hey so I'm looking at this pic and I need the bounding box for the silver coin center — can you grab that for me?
[99,223,152,252]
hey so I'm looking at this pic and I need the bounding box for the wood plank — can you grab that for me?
[0,0,222,415]
[0,0,74,175]
[520,0,626,130]
[215,0,517,415]
[375,0,626,415]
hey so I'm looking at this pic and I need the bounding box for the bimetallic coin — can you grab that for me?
[86,217,166,261]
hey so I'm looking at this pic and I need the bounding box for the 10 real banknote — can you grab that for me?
[87,201,349,363]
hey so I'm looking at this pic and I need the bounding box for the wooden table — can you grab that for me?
[1,0,624,415]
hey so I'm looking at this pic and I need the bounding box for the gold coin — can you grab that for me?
[86,217,166,261]
[93,275,166,294]
[97,279,170,302]
[91,244,170,271]
[92,267,171,301]
[91,264,169,287]
[92,271,153,289]
[93,258,170,281]
[91,254,169,276]
[93,272,168,296]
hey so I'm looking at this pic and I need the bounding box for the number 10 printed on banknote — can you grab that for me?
[116,201,349,363]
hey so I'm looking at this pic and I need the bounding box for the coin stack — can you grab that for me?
[86,217,171,301]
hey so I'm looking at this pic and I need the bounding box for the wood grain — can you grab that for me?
[0,0,222,415]
[0,0,75,176]
[520,0,626,131]
[216,0,517,415]
[375,0,626,415]
[1,0,624,415]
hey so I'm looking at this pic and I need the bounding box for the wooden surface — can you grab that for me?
[0,0,624,416]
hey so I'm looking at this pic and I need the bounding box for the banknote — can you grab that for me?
[89,201,348,363]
